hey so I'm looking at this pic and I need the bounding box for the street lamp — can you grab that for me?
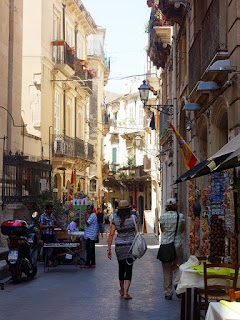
[183,103,201,131]
[135,135,141,148]
[138,80,173,115]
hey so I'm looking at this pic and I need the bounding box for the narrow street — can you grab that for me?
[0,235,181,320]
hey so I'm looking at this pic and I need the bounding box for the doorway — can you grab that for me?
[138,195,144,224]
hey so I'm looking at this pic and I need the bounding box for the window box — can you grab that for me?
[52,40,66,46]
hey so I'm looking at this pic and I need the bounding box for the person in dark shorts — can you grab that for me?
[107,200,139,300]
[97,207,105,238]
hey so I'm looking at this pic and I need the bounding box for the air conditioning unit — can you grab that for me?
[54,140,65,155]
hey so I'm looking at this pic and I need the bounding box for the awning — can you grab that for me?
[174,133,240,184]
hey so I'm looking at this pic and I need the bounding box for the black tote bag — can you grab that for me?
[157,213,179,262]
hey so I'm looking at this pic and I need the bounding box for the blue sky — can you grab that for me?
[84,0,150,94]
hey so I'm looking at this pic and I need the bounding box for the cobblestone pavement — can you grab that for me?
[0,234,181,320]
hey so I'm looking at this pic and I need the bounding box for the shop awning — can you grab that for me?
[174,133,240,184]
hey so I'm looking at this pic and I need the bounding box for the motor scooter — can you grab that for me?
[1,212,38,283]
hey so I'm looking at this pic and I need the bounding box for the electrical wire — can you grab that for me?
[51,72,159,82]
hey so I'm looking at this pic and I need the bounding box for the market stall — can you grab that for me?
[188,169,237,264]
[49,191,89,267]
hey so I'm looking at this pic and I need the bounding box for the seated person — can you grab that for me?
[67,218,79,231]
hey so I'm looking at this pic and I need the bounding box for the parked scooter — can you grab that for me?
[1,212,38,283]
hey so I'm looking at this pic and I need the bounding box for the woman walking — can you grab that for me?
[107,200,139,300]
[159,198,185,300]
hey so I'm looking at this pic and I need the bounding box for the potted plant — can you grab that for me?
[154,9,163,20]
[147,0,153,7]
[51,39,66,46]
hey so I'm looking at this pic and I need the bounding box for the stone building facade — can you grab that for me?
[147,0,240,252]
[21,0,109,201]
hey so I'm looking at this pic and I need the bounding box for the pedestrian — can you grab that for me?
[106,209,114,241]
[131,204,140,224]
[67,218,78,231]
[159,198,185,300]
[82,205,98,268]
[39,203,65,267]
[107,200,139,300]
[97,207,105,238]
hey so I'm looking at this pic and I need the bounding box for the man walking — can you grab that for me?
[82,205,98,268]
[131,204,140,224]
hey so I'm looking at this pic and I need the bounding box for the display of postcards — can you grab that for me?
[212,209,217,215]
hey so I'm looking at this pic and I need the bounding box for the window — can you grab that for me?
[90,179,96,192]
[67,29,71,46]
[53,19,58,61]
[54,91,60,135]
[112,147,117,172]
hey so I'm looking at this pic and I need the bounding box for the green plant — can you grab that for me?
[127,157,136,169]
[119,172,127,179]
[35,189,63,221]
[154,9,163,20]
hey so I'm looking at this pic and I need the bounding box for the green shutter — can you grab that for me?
[112,147,117,172]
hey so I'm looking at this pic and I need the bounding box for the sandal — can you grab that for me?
[123,294,132,300]
[119,289,124,296]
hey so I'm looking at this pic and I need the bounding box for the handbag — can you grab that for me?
[157,212,179,262]
[129,215,147,260]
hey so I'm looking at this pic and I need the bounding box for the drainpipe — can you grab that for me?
[172,25,178,199]
[74,28,78,59]
[63,83,66,136]
[62,3,66,64]
[7,0,14,152]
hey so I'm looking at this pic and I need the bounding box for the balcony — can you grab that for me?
[52,44,92,91]
[147,8,171,69]
[189,0,227,93]
[157,0,185,25]
[52,134,94,162]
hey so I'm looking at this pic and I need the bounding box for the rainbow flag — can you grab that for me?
[68,171,75,201]
[169,121,198,170]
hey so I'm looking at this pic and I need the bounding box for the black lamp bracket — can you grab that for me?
[143,103,174,115]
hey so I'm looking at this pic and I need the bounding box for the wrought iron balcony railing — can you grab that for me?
[52,134,94,161]
[52,46,92,90]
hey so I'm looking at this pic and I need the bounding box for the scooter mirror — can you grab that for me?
[32,211,38,218]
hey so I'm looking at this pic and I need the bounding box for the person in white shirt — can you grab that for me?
[82,205,98,268]
[67,218,78,231]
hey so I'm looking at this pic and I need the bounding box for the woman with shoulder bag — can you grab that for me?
[159,198,185,300]
[107,200,139,300]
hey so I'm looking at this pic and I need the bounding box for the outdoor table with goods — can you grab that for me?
[206,302,240,320]
[42,190,90,271]
[43,243,82,271]
[177,256,240,320]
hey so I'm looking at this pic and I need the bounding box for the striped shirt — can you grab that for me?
[160,211,185,247]
[39,212,56,235]
[112,215,137,245]
[84,212,98,240]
